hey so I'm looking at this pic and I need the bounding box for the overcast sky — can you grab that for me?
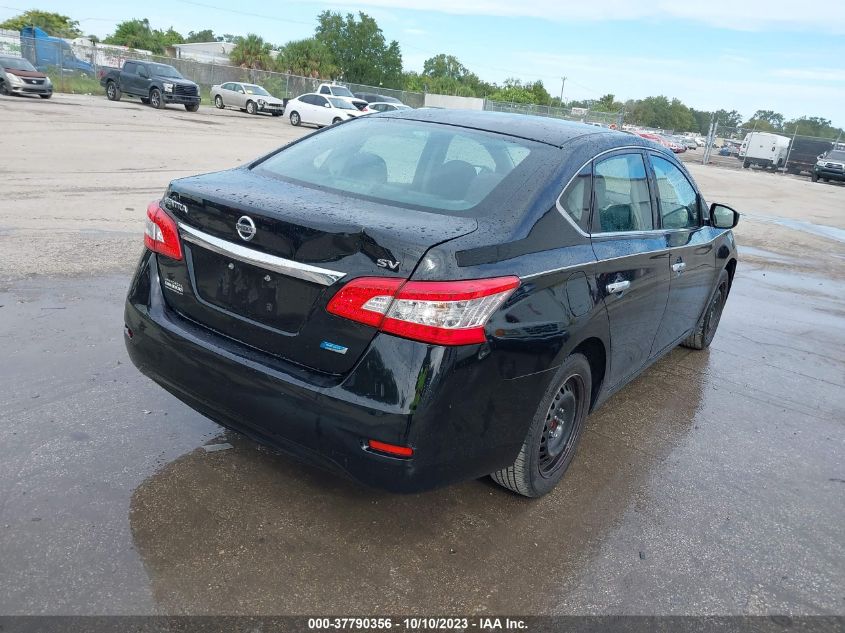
[4,0,843,124]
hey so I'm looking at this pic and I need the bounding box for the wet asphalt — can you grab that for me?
[1,263,843,615]
[0,94,843,616]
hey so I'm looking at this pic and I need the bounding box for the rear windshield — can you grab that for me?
[253,118,536,214]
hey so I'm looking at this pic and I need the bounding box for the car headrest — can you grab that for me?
[431,160,477,200]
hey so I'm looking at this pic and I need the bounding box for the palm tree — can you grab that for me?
[276,38,337,78]
[230,34,274,70]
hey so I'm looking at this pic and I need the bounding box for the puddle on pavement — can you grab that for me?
[743,213,845,244]
[127,350,706,615]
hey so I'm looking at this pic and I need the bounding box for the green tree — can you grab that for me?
[104,19,183,54]
[422,54,469,82]
[185,29,220,43]
[0,9,81,37]
[277,38,337,78]
[712,109,743,128]
[488,78,540,104]
[230,33,274,70]
[315,11,403,88]
[741,118,778,132]
[783,116,843,138]
[750,110,784,128]
[593,93,623,113]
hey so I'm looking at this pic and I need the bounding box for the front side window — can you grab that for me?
[558,165,592,232]
[651,155,700,229]
[592,153,653,233]
[254,118,538,214]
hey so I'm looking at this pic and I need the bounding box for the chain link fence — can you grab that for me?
[484,100,623,127]
[693,121,843,175]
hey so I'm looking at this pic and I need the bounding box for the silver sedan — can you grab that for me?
[211,82,285,116]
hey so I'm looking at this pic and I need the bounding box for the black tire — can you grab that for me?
[214,95,224,109]
[149,88,164,109]
[140,97,150,104]
[812,172,819,182]
[289,110,300,126]
[0,80,8,95]
[332,117,342,124]
[271,112,282,117]
[106,80,121,101]
[681,268,730,350]
[246,100,257,115]
[742,160,750,169]
[185,103,199,112]
[491,353,592,497]
[39,93,52,99]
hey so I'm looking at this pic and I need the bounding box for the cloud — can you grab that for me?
[403,27,428,35]
[324,0,845,32]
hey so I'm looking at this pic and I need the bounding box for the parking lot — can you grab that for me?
[1,93,843,615]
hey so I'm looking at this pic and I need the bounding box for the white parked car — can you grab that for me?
[366,102,412,113]
[211,82,284,116]
[286,93,368,127]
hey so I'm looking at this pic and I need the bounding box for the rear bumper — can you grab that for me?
[124,253,549,492]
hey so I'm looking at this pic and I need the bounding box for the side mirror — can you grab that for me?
[710,203,740,229]
[324,103,331,108]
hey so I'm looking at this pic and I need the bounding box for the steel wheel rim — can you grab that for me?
[151,91,160,107]
[215,96,222,108]
[538,374,585,478]
[107,84,115,99]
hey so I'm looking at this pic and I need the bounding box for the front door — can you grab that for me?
[648,153,717,353]
[590,151,671,389]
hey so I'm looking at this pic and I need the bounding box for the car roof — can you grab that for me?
[380,109,645,149]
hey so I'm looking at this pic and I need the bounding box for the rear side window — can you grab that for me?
[123,62,136,74]
[592,154,653,233]
[558,165,592,232]
[254,118,538,214]
[319,86,330,94]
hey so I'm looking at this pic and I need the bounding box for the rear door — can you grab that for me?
[121,61,137,94]
[648,153,716,354]
[590,151,671,389]
[298,95,317,124]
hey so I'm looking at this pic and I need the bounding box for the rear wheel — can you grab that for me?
[742,160,750,168]
[149,88,164,109]
[332,117,342,124]
[246,100,257,115]
[214,95,224,109]
[812,172,819,182]
[185,103,199,112]
[39,93,51,99]
[140,97,150,104]
[106,80,121,101]
[289,110,300,126]
[491,353,591,497]
[681,268,730,350]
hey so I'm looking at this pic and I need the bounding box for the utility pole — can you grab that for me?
[559,76,566,107]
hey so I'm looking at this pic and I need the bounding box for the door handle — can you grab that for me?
[672,262,687,273]
[606,280,630,294]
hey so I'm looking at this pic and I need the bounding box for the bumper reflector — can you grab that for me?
[367,439,414,458]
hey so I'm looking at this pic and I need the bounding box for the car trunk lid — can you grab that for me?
[155,168,477,375]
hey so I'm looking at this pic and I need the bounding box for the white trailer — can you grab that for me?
[739,131,791,170]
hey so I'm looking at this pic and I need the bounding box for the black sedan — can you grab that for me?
[125,110,739,497]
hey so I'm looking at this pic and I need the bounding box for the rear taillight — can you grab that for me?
[326,276,519,345]
[144,200,183,261]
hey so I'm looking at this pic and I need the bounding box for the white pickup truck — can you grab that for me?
[316,83,368,111]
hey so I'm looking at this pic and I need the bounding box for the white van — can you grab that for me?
[739,132,791,170]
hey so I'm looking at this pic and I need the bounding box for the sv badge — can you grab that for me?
[376,258,400,271]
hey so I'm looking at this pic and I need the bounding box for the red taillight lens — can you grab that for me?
[144,200,183,261]
[326,276,519,346]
